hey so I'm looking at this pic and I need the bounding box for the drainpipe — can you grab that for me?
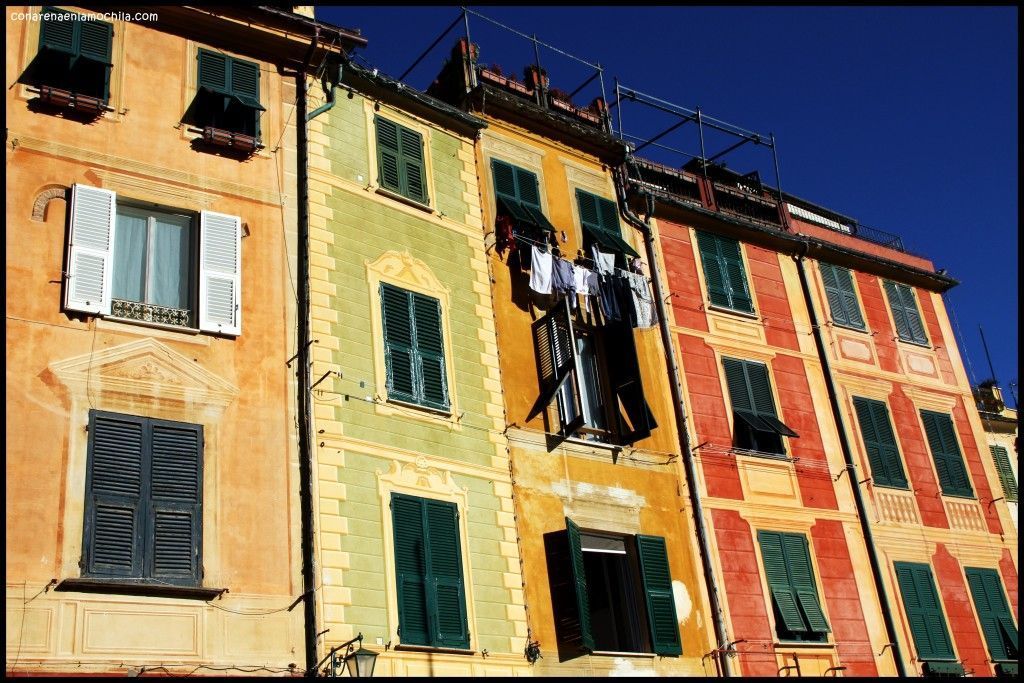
[307,62,344,122]
[793,241,908,677]
[296,29,319,678]
[612,162,733,677]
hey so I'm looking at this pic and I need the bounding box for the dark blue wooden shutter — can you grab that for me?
[424,499,469,649]
[84,411,146,578]
[895,562,956,661]
[148,420,203,585]
[381,283,417,404]
[854,397,908,489]
[920,410,973,497]
[636,535,682,655]
[392,494,430,646]
[376,117,403,194]
[966,568,1018,662]
[411,292,448,410]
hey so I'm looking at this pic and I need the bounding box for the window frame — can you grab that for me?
[186,47,265,140]
[380,282,451,414]
[756,530,832,644]
[695,230,755,315]
[919,409,974,499]
[893,561,957,663]
[722,356,798,457]
[27,6,114,104]
[852,396,909,489]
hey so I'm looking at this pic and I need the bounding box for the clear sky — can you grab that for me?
[318,6,1018,405]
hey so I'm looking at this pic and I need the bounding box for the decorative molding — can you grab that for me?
[944,499,987,533]
[903,349,938,378]
[562,160,614,197]
[92,169,219,209]
[31,186,69,222]
[479,132,545,171]
[835,374,893,402]
[554,480,645,535]
[901,386,958,413]
[874,489,921,526]
[837,334,873,363]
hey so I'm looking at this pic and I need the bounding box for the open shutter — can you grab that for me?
[381,284,417,403]
[989,445,1018,502]
[376,117,403,194]
[412,293,448,411]
[84,411,146,578]
[784,535,830,634]
[758,531,807,634]
[696,231,730,308]
[966,568,1018,662]
[895,562,956,661]
[392,494,430,646]
[854,397,907,488]
[198,210,242,335]
[78,19,112,64]
[636,535,682,655]
[606,321,656,443]
[528,300,582,429]
[149,420,202,585]
[399,126,428,204]
[424,500,469,649]
[921,411,972,497]
[65,184,116,315]
[566,518,595,652]
[228,58,260,106]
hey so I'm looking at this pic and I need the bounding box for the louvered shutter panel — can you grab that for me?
[412,293,448,411]
[492,160,518,200]
[565,518,595,651]
[425,500,469,649]
[895,562,956,661]
[65,184,116,315]
[392,495,430,646]
[835,266,865,329]
[966,568,1018,662]
[883,280,913,342]
[819,263,845,324]
[229,58,260,103]
[528,300,581,427]
[606,320,656,443]
[719,236,753,312]
[898,285,928,344]
[85,411,145,578]
[78,19,112,64]
[399,126,428,204]
[376,117,403,194]
[746,362,778,418]
[577,190,601,232]
[597,196,621,236]
[854,397,907,489]
[381,284,416,403]
[636,535,682,655]
[921,411,973,497]
[198,211,242,335]
[784,535,830,634]
[696,231,730,308]
[989,445,1018,502]
[149,420,202,584]
[515,167,541,208]
[723,357,754,412]
[40,7,76,54]
[197,49,229,93]
[758,531,807,634]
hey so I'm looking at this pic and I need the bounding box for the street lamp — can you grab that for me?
[317,632,379,677]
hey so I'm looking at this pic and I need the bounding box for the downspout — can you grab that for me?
[296,29,319,678]
[612,162,733,677]
[308,61,344,121]
[792,240,908,677]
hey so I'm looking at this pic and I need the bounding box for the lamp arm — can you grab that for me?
[314,633,363,674]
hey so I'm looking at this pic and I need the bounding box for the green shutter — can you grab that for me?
[884,280,927,344]
[636,535,682,655]
[783,535,830,634]
[920,410,973,497]
[381,283,417,403]
[898,285,928,344]
[853,397,908,489]
[820,262,865,330]
[149,420,203,585]
[576,189,639,258]
[84,411,146,578]
[411,293,448,411]
[515,167,541,208]
[40,7,76,54]
[392,494,430,646]
[895,562,956,661]
[758,531,808,634]
[78,19,113,65]
[424,499,469,649]
[697,232,752,312]
[566,517,595,652]
[696,231,731,308]
[723,357,754,413]
[492,159,518,200]
[399,126,428,204]
[746,362,778,418]
[197,49,230,93]
[989,446,1017,502]
[228,58,260,105]
[381,284,448,411]
[376,117,403,194]
[966,568,1019,662]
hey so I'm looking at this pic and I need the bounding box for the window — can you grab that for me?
[391,493,469,649]
[819,262,865,330]
[83,410,203,586]
[63,184,243,335]
[21,6,113,105]
[576,189,639,263]
[492,159,557,236]
[757,531,830,643]
[380,283,449,412]
[696,231,753,313]
[722,357,798,456]
[894,562,957,664]
[853,397,908,489]
[964,568,1018,664]
[376,117,428,205]
[545,518,681,657]
[529,299,656,445]
[883,280,928,345]
[920,410,973,498]
[183,49,264,140]
[989,445,1017,502]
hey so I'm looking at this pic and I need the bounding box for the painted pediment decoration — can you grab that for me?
[49,337,238,410]
[366,251,448,296]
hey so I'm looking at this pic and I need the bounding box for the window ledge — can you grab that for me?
[708,304,759,320]
[896,337,931,349]
[872,483,911,492]
[772,641,835,651]
[941,493,977,501]
[590,650,657,658]
[104,315,200,336]
[393,644,474,656]
[386,397,452,418]
[831,322,869,335]
[375,187,434,214]
[56,578,225,601]
[730,447,794,463]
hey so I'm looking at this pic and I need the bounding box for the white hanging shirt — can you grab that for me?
[529,246,553,295]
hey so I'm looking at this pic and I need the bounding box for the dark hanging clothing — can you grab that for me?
[495,214,516,257]
[598,274,622,322]
[613,274,637,327]
[551,257,576,296]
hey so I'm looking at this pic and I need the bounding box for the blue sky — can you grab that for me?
[318,6,1018,404]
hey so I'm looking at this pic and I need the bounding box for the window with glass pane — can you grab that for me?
[112,207,194,327]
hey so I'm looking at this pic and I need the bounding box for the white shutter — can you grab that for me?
[65,184,116,315]
[198,210,242,336]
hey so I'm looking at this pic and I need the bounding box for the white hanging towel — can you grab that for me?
[623,270,655,328]
[529,246,553,295]
[573,264,598,313]
[591,245,616,275]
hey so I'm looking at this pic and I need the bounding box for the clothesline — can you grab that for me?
[510,233,650,283]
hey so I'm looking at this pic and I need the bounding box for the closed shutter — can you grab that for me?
[392,494,430,646]
[853,397,908,489]
[65,184,116,315]
[40,7,76,54]
[895,562,956,661]
[197,49,230,93]
[723,358,797,441]
[636,535,682,656]
[606,320,656,443]
[376,117,403,194]
[492,159,518,201]
[198,210,242,335]
[78,19,112,64]
[819,262,865,330]
[719,236,753,313]
[228,59,260,106]
[576,189,639,258]
[399,126,428,204]
[758,531,808,634]
[783,534,830,634]
[381,284,417,403]
[898,285,928,344]
[920,410,973,497]
[148,420,203,584]
[515,167,541,209]
[412,293,448,410]
[966,567,1018,662]
[884,280,927,344]
[989,445,1017,502]
[566,518,595,652]
[528,300,583,434]
[696,231,731,308]
[424,499,469,649]
[84,412,146,578]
